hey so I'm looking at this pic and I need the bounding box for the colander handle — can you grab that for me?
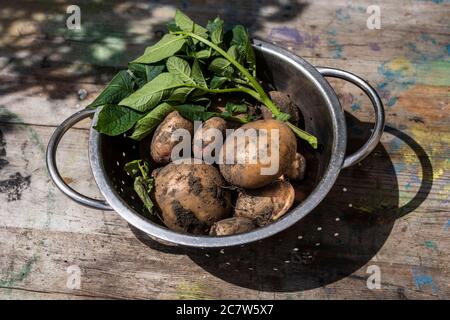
[317,67,385,168]
[46,108,113,210]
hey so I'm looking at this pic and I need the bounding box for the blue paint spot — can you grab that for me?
[387,97,398,107]
[268,27,304,45]
[327,29,337,36]
[412,269,438,293]
[420,33,438,45]
[405,182,412,189]
[447,44,450,56]
[335,8,350,21]
[444,220,450,231]
[328,39,343,58]
[351,102,361,111]
[369,43,381,51]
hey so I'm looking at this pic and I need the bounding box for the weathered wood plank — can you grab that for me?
[0,0,449,299]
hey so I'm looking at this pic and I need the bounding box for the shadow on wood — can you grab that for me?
[131,112,433,292]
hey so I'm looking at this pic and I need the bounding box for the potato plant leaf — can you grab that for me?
[132,34,186,64]
[174,104,217,121]
[93,104,142,136]
[119,72,184,112]
[87,71,135,108]
[191,59,208,88]
[207,17,224,45]
[174,10,208,39]
[209,57,234,77]
[130,103,174,140]
[166,56,194,84]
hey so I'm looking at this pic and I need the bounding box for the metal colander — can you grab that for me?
[47,40,384,248]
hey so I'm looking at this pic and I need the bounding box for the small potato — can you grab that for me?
[209,217,255,236]
[261,91,300,125]
[286,152,306,181]
[219,119,297,189]
[193,117,227,159]
[151,111,193,163]
[235,180,295,226]
[154,161,231,234]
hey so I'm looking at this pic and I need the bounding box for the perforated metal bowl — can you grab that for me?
[47,40,384,248]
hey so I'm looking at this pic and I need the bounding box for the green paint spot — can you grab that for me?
[424,240,438,250]
[175,281,213,300]
[0,256,37,288]
[417,60,450,87]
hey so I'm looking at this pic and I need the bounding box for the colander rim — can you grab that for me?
[88,39,347,248]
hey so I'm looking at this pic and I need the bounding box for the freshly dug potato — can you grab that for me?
[193,117,227,159]
[286,152,306,181]
[151,111,193,163]
[209,217,256,236]
[235,180,295,226]
[219,119,297,189]
[261,91,300,125]
[154,161,231,234]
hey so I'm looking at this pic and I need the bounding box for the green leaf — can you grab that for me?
[227,45,241,62]
[166,56,194,84]
[124,159,150,179]
[275,112,291,122]
[167,20,181,33]
[134,176,155,214]
[173,104,217,121]
[174,10,208,39]
[132,34,186,64]
[128,63,165,88]
[130,103,174,140]
[206,17,224,45]
[165,87,195,103]
[191,59,207,88]
[230,25,256,72]
[119,72,184,112]
[124,159,155,214]
[210,75,228,89]
[286,122,318,149]
[87,71,135,108]
[93,104,142,136]
[194,49,211,59]
[209,57,234,77]
[225,102,248,113]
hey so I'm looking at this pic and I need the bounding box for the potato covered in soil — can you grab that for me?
[150,111,193,164]
[234,180,295,226]
[286,152,306,181]
[219,119,297,189]
[193,117,227,159]
[261,91,300,125]
[209,217,256,236]
[153,161,231,234]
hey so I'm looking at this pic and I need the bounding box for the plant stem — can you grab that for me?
[173,31,318,149]
[185,84,261,101]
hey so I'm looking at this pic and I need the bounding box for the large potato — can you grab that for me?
[193,117,227,159]
[151,111,193,164]
[154,161,232,234]
[219,119,297,189]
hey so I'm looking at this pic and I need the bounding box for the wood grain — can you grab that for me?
[0,0,449,299]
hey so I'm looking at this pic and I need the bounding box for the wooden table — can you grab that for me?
[0,0,448,299]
